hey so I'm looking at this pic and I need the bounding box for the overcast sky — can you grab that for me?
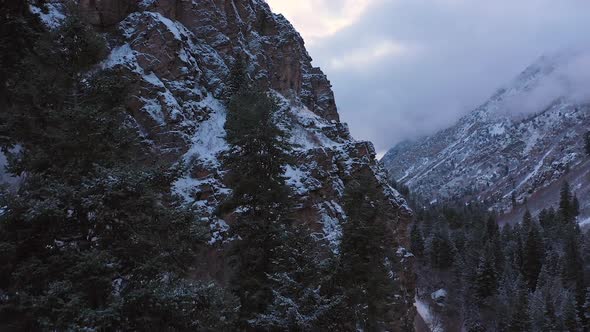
[266,0,590,156]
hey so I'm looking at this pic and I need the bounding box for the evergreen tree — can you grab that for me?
[501,223,514,243]
[583,288,590,330]
[474,243,498,300]
[523,222,544,290]
[223,88,295,326]
[508,279,532,332]
[410,222,425,258]
[572,195,580,219]
[428,223,455,270]
[562,229,583,286]
[486,215,500,239]
[522,209,533,230]
[224,53,249,101]
[338,172,397,331]
[252,224,342,331]
[562,293,581,332]
[541,293,559,332]
[0,8,235,330]
[559,181,574,226]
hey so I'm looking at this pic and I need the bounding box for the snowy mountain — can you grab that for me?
[26,0,415,326]
[382,51,590,222]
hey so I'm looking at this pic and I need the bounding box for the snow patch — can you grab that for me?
[30,3,65,29]
[489,123,505,136]
[431,289,447,306]
[143,72,166,88]
[516,148,553,190]
[145,12,185,41]
[415,297,444,332]
[183,95,228,167]
[284,165,309,195]
[138,97,166,125]
[315,201,346,254]
[208,218,230,245]
[102,44,139,71]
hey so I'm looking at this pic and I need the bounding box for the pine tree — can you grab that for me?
[583,288,590,330]
[508,279,532,332]
[338,171,397,331]
[523,223,544,290]
[522,209,533,230]
[562,293,580,332]
[474,243,498,300]
[0,8,236,330]
[252,224,342,331]
[428,223,455,270]
[559,181,574,226]
[541,293,559,332]
[562,229,583,286]
[223,88,295,326]
[410,222,425,258]
[572,195,580,219]
[224,53,249,101]
[486,215,500,239]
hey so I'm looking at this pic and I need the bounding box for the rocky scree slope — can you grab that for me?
[383,53,590,222]
[33,0,416,324]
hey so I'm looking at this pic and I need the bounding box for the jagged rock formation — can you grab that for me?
[382,53,590,223]
[32,0,415,327]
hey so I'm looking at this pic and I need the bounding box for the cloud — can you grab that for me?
[500,50,590,117]
[266,0,379,44]
[267,0,590,154]
[328,40,415,70]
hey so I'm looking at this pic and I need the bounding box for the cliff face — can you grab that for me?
[382,53,590,223]
[37,0,415,326]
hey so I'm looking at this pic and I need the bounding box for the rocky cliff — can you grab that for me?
[382,52,590,223]
[32,0,415,327]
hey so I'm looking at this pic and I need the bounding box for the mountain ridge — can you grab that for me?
[383,51,590,222]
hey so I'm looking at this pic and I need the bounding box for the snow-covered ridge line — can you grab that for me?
[383,51,590,220]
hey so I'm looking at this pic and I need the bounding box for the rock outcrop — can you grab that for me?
[32,0,416,328]
[78,0,135,27]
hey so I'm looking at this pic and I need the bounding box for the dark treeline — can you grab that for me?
[409,180,590,331]
[0,4,404,331]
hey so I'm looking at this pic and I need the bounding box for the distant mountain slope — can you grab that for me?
[382,52,590,220]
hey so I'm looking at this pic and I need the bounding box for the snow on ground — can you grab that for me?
[579,217,590,227]
[102,44,139,70]
[489,123,506,136]
[30,3,65,29]
[284,165,309,195]
[516,148,553,190]
[415,297,444,332]
[208,218,230,245]
[145,12,185,40]
[314,201,346,254]
[182,95,228,167]
[172,94,229,211]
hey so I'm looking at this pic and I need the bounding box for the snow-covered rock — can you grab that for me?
[383,52,590,222]
[431,289,447,306]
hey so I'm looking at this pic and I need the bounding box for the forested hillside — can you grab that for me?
[407,181,590,331]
